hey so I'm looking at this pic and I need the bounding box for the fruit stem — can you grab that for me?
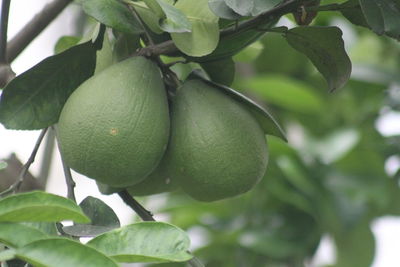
[0,128,48,197]
[124,1,182,93]
[118,190,155,221]
[60,155,77,203]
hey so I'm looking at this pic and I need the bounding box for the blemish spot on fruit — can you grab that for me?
[110,128,118,136]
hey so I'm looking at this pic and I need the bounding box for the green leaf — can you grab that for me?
[142,0,164,17]
[171,0,219,56]
[0,161,7,170]
[359,0,400,39]
[191,72,286,141]
[88,222,193,263]
[201,57,235,86]
[0,41,96,130]
[340,0,370,28]
[16,238,119,267]
[54,36,80,54]
[285,26,352,92]
[113,33,141,62]
[233,40,263,62]
[156,0,192,33]
[244,75,324,113]
[131,1,164,34]
[334,221,375,267]
[0,191,90,223]
[80,0,142,34]
[208,0,241,20]
[188,19,277,63]
[0,249,16,262]
[223,0,281,16]
[63,196,120,237]
[22,222,59,236]
[0,222,48,248]
[94,32,114,74]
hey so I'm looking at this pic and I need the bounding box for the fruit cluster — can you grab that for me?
[57,56,268,202]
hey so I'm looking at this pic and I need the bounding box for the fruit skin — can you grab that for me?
[96,158,179,196]
[127,157,179,196]
[168,79,268,202]
[57,56,170,187]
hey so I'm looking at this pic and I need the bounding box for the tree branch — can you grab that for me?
[136,0,301,58]
[6,0,72,63]
[0,0,11,63]
[0,128,48,197]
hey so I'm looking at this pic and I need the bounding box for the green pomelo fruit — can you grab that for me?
[127,157,179,196]
[96,181,122,195]
[57,56,170,187]
[96,158,178,196]
[168,79,268,202]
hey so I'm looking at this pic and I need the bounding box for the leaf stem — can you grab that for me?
[0,128,48,197]
[118,190,205,267]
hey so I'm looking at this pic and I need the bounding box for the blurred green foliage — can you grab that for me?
[146,12,400,267]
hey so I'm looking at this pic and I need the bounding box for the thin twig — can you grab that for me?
[118,190,205,267]
[0,0,11,63]
[6,0,72,63]
[125,1,155,46]
[38,127,55,185]
[0,128,48,197]
[60,155,76,202]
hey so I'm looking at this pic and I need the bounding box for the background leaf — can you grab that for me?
[0,41,96,130]
[0,191,90,223]
[80,0,142,34]
[244,75,324,113]
[171,0,219,56]
[359,0,400,40]
[88,222,192,263]
[16,238,119,267]
[0,222,47,248]
[285,26,352,92]
[63,196,120,237]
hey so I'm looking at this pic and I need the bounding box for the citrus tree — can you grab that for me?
[0,0,400,266]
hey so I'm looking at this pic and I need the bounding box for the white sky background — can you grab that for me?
[1,1,400,266]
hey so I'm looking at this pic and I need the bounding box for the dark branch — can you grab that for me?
[118,190,155,221]
[0,0,11,63]
[6,0,72,63]
[136,0,301,58]
[0,128,48,197]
